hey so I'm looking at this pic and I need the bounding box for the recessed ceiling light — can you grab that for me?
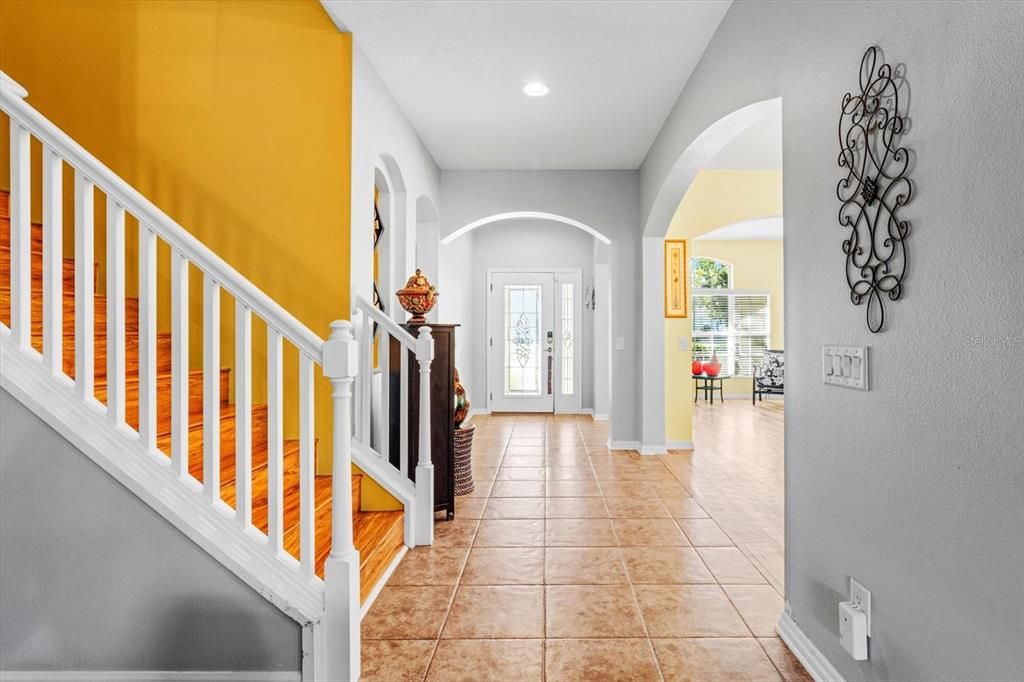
[523,82,549,97]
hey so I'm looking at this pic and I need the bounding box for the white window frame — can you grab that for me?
[691,288,771,378]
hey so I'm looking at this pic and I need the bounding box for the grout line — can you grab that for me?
[754,635,791,681]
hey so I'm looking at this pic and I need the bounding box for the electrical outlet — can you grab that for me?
[678,338,687,351]
[850,577,872,636]
[839,600,868,660]
[615,337,625,351]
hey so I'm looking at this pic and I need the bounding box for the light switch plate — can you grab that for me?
[823,345,869,390]
[615,337,625,351]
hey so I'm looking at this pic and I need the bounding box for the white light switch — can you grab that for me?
[823,345,869,390]
[615,337,625,351]
[678,338,687,351]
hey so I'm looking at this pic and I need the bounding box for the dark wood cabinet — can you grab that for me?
[387,323,458,519]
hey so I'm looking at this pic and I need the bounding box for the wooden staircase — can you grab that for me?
[0,189,403,603]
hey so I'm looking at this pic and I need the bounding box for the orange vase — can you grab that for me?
[703,352,721,377]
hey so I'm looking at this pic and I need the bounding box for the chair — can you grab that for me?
[753,349,785,404]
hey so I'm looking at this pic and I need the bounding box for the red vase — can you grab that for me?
[691,360,704,375]
[703,352,721,377]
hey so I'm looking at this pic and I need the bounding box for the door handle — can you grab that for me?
[547,354,553,395]
[546,330,554,395]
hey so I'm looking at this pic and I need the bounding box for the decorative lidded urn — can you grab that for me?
[396,269,438,324]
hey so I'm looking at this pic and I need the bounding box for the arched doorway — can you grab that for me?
[440,213,612,418]
[640,97,783,450]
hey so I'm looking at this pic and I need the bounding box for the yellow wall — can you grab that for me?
[664,170,783,444]
[1,0,352,474]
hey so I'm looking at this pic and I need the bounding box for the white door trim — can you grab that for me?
[486,269,584,414]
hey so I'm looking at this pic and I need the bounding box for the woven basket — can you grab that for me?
[453,425,475,496]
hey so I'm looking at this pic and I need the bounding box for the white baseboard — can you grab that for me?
[666,440,694,450]
[607,440,640,451]
[639,444,667,456]
[466,407,490,420]
[0,673,300,681]
[360,545,407,618]
[777,608,845,682]
[592,413,609,421]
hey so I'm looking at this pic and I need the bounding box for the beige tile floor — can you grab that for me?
[362,406,808,681]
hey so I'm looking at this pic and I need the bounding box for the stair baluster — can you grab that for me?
[105,196,126,426]
[8,119,30,350]
[202,274,221,503]
[138,223,157,450]
[298,352,316,578]
[74,170,94,399]
[41,148,62,374]
[267,326,284,553]
[234,300,253,527]
[170,250,190,477]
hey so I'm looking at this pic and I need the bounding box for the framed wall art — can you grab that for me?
[664,238,688,318]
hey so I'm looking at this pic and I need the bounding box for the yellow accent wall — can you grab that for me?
[664,170,783,444]
[1,1,352,474]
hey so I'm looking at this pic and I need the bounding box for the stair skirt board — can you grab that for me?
[360,544,408,618]
[0,672,300,681]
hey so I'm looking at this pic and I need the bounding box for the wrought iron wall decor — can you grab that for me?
[372,199,386,315]
[372,194,385,337]
[837,46,912,333]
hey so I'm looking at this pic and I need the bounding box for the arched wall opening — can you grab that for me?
[442,211,612,246]
[374,154,407,321]
[439,214,613,421]
[640,98,783,451]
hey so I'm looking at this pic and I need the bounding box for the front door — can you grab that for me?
[488,271,582,413]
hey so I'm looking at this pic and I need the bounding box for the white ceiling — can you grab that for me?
[695,215,783,241]
[322,1,731,170]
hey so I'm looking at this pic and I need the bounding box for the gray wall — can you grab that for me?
[437,228,478,405]
[0,390,301,673]
[641,1,1024,680]
[439,170,641,444]
[466,219,598,412]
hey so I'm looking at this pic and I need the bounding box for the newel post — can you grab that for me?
[414,326,435,546]
[322,320,360,682]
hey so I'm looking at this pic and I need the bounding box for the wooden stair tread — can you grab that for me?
[1,289,141,332]
[0,246,82,285]
[0,215,43,253]
[353,509,405,602]
[281,475,335,569]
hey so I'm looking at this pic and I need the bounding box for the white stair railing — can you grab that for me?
[1,71,361,681]
[351,296,435,547]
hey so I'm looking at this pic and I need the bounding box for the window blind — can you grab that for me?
[691,290,770,377]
